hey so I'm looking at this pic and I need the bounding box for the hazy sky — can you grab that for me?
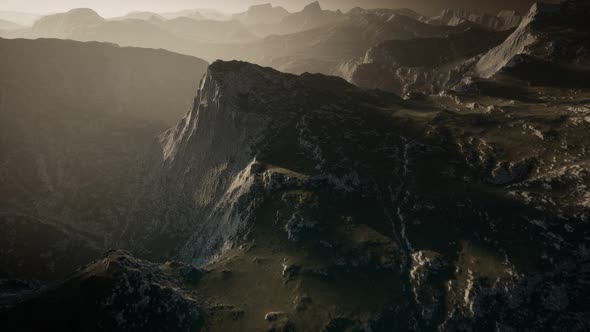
[0,0,288,16]
[0,0,536,17]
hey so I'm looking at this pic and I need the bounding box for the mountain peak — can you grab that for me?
[65,8,102,19]
[249,3,273,10]
[200,60,296,98]
[303,1,322,12]
[207,60,276,76]
[474,0,589,79]
[234,3,289,25]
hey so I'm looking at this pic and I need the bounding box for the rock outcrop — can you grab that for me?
[0,251,203,331]
[474,0,590,82]
[344,26,511,94]
[112,60,590,330]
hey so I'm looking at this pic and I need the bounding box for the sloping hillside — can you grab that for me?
[0,38,208,279]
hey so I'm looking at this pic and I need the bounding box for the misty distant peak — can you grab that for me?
[303,1,322,12]
[234,2,289,25]
[250,3,274,10]
[65,8,102,19]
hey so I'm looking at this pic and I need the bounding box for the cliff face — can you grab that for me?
[107,59,590,330]
[343,26,511,95]
[340,0,590,96]
[124,61,404,263]
[474,0,590,81]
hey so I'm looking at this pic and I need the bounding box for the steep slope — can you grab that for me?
[0,38,208,279]
[30,8,105,39]
[95,60,590,330]
[344,26,512,95]
[474,0,590,84]
[342,0,590,95]
[0,251,204,331]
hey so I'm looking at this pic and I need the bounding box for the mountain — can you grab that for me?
[162,8,229,21]
[473,0,590,86]
[2,1,590,330]
[0,38,208,279]
[429,8,523,31]
[277,1,344,34]
[233,3,290,25]
[276,0,536,16]
[241,8,468,75]
[110,11,166,21]
[0,11,40,26]
[0,19,24,30]
[31,8,105,39]
[4,8,258,58]
[1,251,203,331]
[340,0,590,96]
[3,58,590,330]
[342,26,512,95]
[2,5,472,72]
[230,2,345,37]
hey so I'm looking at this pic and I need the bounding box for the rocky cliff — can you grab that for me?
[94,60,590,330]
[474,0,590,82]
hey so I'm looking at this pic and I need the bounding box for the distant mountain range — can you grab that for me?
[0,11,40,26]
[0,2,526,82]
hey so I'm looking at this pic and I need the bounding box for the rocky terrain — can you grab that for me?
[428,8,523,31]
[3,50,590,329]
[343,0,590,96]
[1,0,590,331]
[343,26,512,95]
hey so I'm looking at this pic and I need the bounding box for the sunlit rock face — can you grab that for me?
[474,0,590,80]
[342,0,590,96]
[344,26,511,95]
[101,56,590,330]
